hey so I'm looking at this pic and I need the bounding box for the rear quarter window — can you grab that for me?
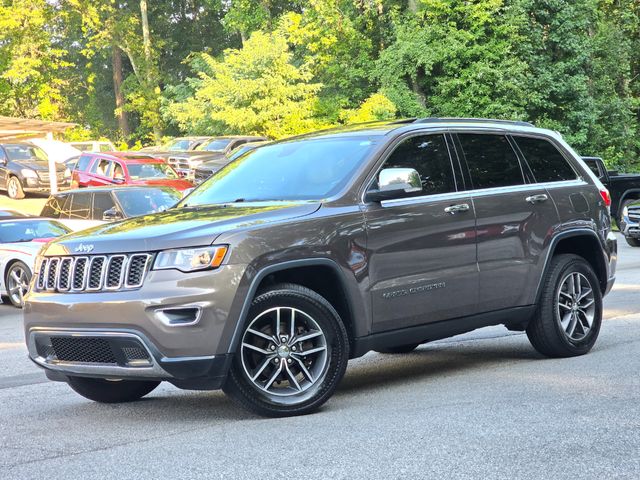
[514,136,577,183]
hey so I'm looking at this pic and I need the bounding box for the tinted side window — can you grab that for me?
[41,196,65,218]
[382,134,456,195]
[514,136,576,183]
[92,192,116,218]
[90,159,113,177]
[583,158,605,180]
[457,134,524,189]
[76,154,92,171]
[69,193,91,219]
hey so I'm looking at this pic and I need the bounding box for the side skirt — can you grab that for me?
[350,305,536,358]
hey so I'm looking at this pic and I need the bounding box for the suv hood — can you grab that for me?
[43,202,321,255]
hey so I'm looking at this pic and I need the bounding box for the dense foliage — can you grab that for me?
[0,0,639,169]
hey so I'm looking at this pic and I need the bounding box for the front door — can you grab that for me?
[364,133,479,333]
[453,132,559,312]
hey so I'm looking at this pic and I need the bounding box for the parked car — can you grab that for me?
[139,137,213,159]
[193,141,268,184]
[29,139,82,163]
[71,152,193,192]
[582,156,640,223]
[40,186,183,230]
[24,118,616,417]
[168,136,267,178]
[0,143,70,199]
[69,141,116,153]
[616,199,640,247]
[0,218,71,307]
[0,210,28,219]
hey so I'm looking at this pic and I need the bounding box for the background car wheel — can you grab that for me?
[67,377,160,403]
[223,283,349,417]
[375,343,420,354]
[5,261,31,308]
[7,176,25,200]
[625,236,640,247]
[526,254,602,358]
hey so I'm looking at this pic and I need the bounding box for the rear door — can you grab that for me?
[364,132,479,332]
[453,132,558,312]
[86,158,115,187]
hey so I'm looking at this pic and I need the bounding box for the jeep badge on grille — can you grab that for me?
[74,244,94,254]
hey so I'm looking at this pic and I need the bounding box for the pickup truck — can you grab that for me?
[582,156,640,222]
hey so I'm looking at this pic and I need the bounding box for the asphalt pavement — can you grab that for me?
[1,235,638,479]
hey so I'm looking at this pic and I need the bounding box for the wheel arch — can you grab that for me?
[535,229,609,302]
[617,189,640,217]
[227,258,361,356]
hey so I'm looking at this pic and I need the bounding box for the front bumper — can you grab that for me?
[28,328,232,389]
[24,264,247,389]
[23,177,71,192]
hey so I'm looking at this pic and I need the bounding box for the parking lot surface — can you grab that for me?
[1,234,638,479]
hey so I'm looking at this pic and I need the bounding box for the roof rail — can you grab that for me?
[413,117,534,127]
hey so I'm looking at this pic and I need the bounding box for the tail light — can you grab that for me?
[599,189,611,208]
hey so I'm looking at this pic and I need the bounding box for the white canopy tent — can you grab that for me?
[0,116,77,193]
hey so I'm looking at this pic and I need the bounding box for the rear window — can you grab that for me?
[456,134,524,189]
[514,136,577,183]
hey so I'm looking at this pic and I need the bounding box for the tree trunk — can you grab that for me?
[139,0,162,141]
[112,45,130,141]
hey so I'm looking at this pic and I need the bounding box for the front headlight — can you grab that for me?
[21,169,39,178]
[153,245,228,273]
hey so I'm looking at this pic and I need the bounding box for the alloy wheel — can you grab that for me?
[556,272,596,342]
[7,264,30,307]
[7,178,18,198]
[240,306,329,399]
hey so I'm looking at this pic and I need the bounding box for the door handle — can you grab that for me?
[444,203,470,214]
[525,194,548,204]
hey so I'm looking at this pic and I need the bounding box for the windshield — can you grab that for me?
[115,189,181,217]
[127,163,178,179]
[5,144,48,162]
[167,139,191,151]
[0,220,70,243]
[197,139,232,152]
[182,136,379,205]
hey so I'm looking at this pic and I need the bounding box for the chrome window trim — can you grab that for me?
[380,179,588,208]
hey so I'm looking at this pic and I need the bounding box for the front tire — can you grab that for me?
[5,261,31,308]
[526,254,602,358]
[223,283,349,417]
[67,377,160,403]
[7,176,25,199]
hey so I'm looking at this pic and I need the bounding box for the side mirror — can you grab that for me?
[366,168,422,202]
[102,207,123,221]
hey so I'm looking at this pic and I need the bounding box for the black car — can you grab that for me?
[193,141,268,184]
[168,136,267,178]
[0,143,70,199]
[582,156,640,223]
[40,186,183,226]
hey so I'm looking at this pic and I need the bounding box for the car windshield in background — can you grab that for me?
[167,140,191,151]
[0,220,70,243]
[127,163,178,179]
[4,144,48,162]
[197,139,232,152]
[114,189,181,217]
[182,136,379,205]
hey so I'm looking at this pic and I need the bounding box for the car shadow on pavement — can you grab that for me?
[336,340,541,395]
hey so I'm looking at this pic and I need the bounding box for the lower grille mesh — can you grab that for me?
[51,337,117,364]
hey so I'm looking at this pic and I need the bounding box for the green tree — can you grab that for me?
[165,31,322,138]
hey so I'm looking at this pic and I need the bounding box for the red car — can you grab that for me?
[71,152,193,191]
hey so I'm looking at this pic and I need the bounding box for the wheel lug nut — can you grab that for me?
[274,358,280,363]
[281,336,287,343]
[287,359,292,364]
[291,346,296,351]
[270,345,276,351]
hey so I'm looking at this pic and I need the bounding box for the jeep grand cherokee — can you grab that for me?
[24,118,617,417]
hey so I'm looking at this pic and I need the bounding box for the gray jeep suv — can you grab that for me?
[24,118,617,417]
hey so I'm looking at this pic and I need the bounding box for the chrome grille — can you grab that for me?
[627,206,640,222]
[168,156,191,177]
[194,168,213,184]
[37,254,152,293]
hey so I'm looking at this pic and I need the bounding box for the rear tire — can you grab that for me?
[375,343,420,354]
[223,283,349,417]
[5,261,31,308]
[625,236,640,247]
[7,176,25,199]
[526,254,602,358]
[67,377,160,403]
